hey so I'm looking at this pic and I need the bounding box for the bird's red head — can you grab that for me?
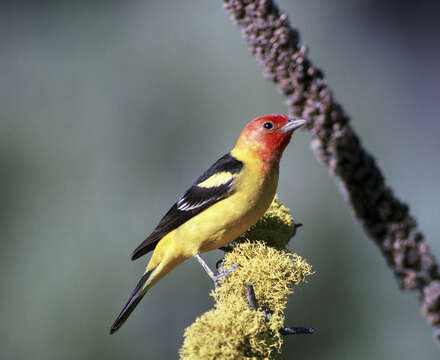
[234,114,305,164]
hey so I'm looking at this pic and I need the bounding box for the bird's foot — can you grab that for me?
[212,263,239,288]
[194,253,239,289]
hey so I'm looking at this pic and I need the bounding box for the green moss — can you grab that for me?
[180,303,280,360]
[216,242,312,317]
[180,196,312,360]
[180,243,312,359]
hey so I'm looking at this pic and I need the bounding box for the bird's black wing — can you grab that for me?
[131,153,243,260]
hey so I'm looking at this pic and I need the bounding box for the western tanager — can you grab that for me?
[110,114,305,334]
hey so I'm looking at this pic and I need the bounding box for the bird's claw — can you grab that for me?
[194,253,239,289]
[213,263,240,288]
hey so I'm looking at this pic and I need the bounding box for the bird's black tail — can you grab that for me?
[110,270,152,334]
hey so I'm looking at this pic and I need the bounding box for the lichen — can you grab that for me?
[216,242,312,317]
[180,303,279,359]
[180,196,312,359]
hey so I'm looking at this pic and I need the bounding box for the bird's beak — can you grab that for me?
[280,118,306,133]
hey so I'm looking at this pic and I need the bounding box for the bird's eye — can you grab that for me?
[263,122,273,130]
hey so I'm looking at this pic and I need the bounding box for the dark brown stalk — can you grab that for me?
[222,0,440,341]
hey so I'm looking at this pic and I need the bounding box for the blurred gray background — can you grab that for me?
[1,0,439,359]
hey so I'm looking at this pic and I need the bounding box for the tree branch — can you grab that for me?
[246,283,315,335]
[222,0,440,341]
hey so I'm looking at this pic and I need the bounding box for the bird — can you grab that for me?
[110,114,305,334]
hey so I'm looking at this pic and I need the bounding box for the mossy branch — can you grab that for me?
[222,0,440,341]
[180,197,313,359]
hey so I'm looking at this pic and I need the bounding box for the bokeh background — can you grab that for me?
[1,0,439,359]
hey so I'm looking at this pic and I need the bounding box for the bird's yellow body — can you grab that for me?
[110,114,305,334]
[145,149,279,290]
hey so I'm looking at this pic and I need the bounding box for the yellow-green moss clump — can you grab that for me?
[180,242,312,359]
[180,301,279,359]
[216,243,312,316]
[180,196,312,360]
